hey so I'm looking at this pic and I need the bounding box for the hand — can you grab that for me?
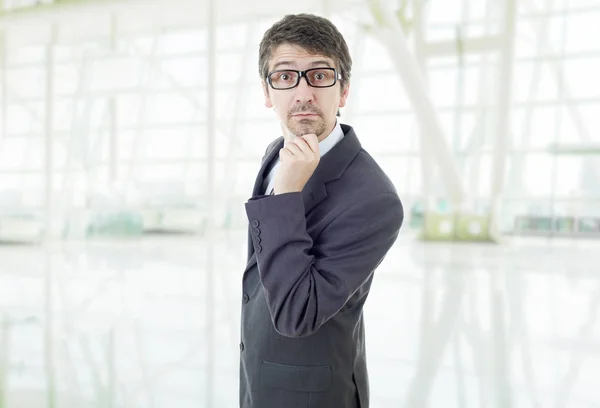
[273,134,320,194]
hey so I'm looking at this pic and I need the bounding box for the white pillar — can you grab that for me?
[0,315,8,408]
[490,272,512,408]
[412,0,436,209]
[44,24,57,239]
[44,250,56,408]
[205,0,217,406]
[489,0,517,231]
[0,29,6,146]
[109,14,118,184]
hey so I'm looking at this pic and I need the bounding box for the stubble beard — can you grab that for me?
[287,117,327,139]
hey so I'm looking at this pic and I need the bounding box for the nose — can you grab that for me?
[294,76,314,104]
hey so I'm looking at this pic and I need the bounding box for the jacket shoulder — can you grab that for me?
[263,137,283,158]
[347,148,400,197]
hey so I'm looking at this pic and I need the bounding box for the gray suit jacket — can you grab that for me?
[239,124,403,408]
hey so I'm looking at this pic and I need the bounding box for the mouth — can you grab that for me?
[292,113,319,118]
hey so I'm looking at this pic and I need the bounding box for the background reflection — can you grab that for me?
[1,0,600,406]
[1,235,599,407]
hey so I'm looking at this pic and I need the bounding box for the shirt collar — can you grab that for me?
[317,120,344,158]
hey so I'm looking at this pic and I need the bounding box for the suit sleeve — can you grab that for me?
[244,191,403,338]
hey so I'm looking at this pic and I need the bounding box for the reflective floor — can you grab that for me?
[1,232,599,408]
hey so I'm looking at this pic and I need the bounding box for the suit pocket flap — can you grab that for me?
[261,361,331,392]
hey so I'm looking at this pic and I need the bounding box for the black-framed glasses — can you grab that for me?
[266,68,341,90]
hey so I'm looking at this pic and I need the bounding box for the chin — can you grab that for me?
[288,120,326,138]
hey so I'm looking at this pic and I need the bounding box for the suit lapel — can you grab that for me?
[243,125,362,274]
[251,138,284,197]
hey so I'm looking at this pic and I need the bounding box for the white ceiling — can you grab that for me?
[0,0,370,46]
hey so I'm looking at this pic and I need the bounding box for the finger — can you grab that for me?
[285,143,304,157]
[279,147,293,159]
[294,135,319,155]
[279,147,301,162]
[290,137,312,156]
[300,134,319,153]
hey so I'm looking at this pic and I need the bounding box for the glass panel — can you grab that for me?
[152,57,205,89]
[513,62,559,102]
[512,106,560,148]
[521,153,555,196]
[144,94,198,124]
[352,114,417,153]
[427,0,464,25]
[575,104,600,142]
[360,36,394,73]
[565,10,600,53]
[236,121,281,158]
[89,57,144,91]
[428,67,457,107]
[353,74,411,113]
[563,57,600,99]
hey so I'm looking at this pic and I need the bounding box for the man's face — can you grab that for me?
[262,44,350,141]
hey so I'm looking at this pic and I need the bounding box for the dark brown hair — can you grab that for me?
[258,13,352,89]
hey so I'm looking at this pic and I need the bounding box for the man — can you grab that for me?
[240,13,403,408]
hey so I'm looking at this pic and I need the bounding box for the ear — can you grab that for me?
[338,83,350,108]
[262,82,273,108]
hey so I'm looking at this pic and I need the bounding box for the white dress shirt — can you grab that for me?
[262,121,345,195]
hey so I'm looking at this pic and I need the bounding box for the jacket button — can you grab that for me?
[253,236,261,245]
[251,220,259,228]
[252,228,260,236]
[243,293,250,303]
[240,342,245,351]
[256,244,262,253]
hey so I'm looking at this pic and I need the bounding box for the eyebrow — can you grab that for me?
[271,60,334,70]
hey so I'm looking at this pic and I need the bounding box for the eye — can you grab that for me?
[314,73,325,80]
